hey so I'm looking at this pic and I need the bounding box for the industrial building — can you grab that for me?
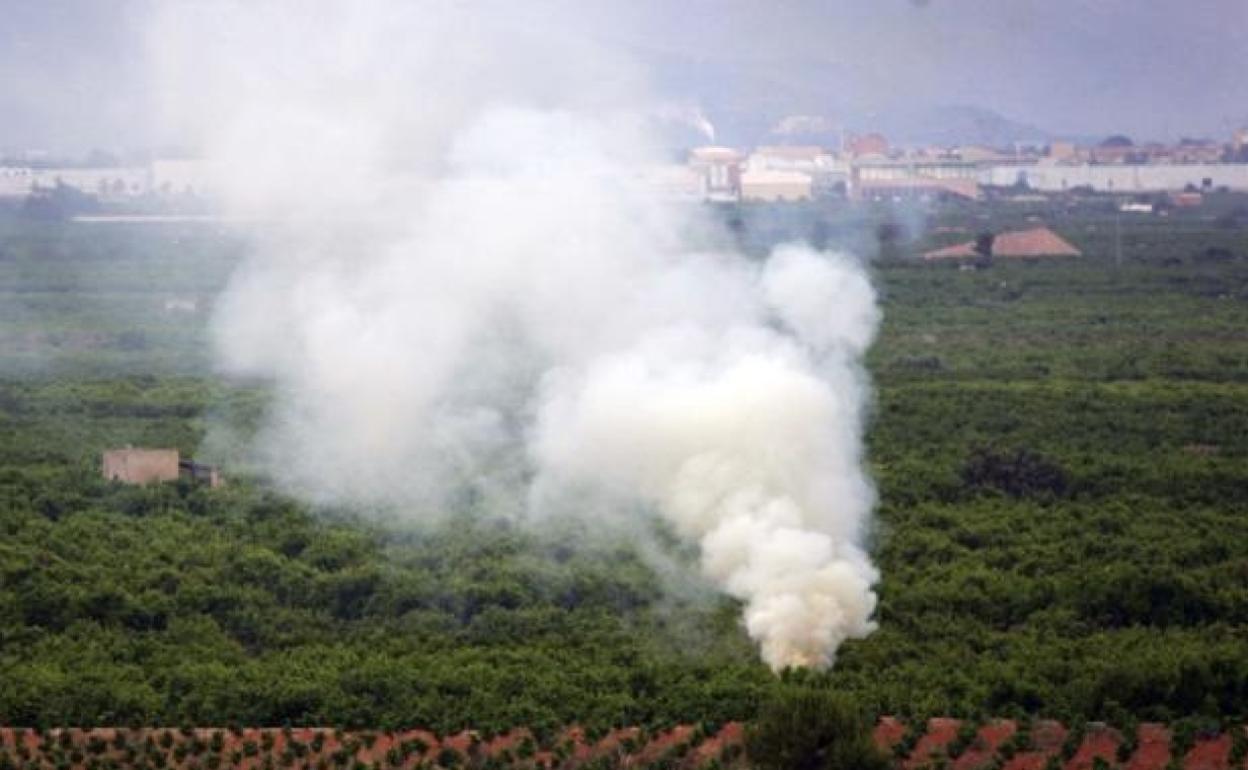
[979,163,1248,193]
[739,169,814,202]
[852,158,981,200]
[687,146,742,202]
[0,159,211,200]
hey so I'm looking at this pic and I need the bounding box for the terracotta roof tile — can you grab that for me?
[925,226,1082,259]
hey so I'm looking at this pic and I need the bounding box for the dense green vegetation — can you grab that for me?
[2,199,1247,728]
[745,688,888,770]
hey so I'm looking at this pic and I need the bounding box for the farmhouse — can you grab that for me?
[924,226,1081,260]
[102,447,223,487]
[101,448,179,485]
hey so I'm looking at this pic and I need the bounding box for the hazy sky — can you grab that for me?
[2,0,1246,154]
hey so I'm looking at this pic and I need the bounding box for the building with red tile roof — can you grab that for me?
[924,226,1082,260]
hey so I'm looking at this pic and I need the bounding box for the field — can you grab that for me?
[1,718,1246,770]
[1,199,1247,732]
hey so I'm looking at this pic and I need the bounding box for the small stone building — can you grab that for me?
[102,448,180,485]
[102,448,224,488]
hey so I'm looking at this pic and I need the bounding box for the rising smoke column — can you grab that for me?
[149,1,881,670]
[530,245,880,669]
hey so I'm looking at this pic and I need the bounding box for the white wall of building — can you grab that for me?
[981,163,1248,192]
[0,166,149,198]
[740,170,813,202]
[0,160,216,200]
[150,159,211,196]
[0,167,35,198]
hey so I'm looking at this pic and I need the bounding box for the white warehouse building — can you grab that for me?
[981,163,1248,192]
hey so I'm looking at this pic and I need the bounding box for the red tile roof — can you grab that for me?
[924,226,1082,259]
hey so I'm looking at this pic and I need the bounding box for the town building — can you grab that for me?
[150,159,212,196]
[0,166,149,199]
[852,158,980,200]
[953,145,1007,163]
[739,169,813,202]
[746,146,848,197]
[0,166,36,197]
[847,133,889,157]
[1048,142,1079,162]
[980,163,1248,192]
[688,146,742,202]
[747,146,826,172]
[0,160,212,200]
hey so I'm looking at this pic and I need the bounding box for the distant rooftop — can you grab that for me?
[925,226,1082,259]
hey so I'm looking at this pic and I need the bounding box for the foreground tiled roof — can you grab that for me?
[0,719,1242,770]
[924,226,1082,259]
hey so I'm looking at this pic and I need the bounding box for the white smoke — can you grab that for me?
[149,1,880,670]
[653,103,718,144]
[531,246,880,668]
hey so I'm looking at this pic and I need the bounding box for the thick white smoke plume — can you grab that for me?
[149,1,880,670]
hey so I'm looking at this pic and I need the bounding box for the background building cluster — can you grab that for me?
[4,127,1248,209]
[657,127,1248,203]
